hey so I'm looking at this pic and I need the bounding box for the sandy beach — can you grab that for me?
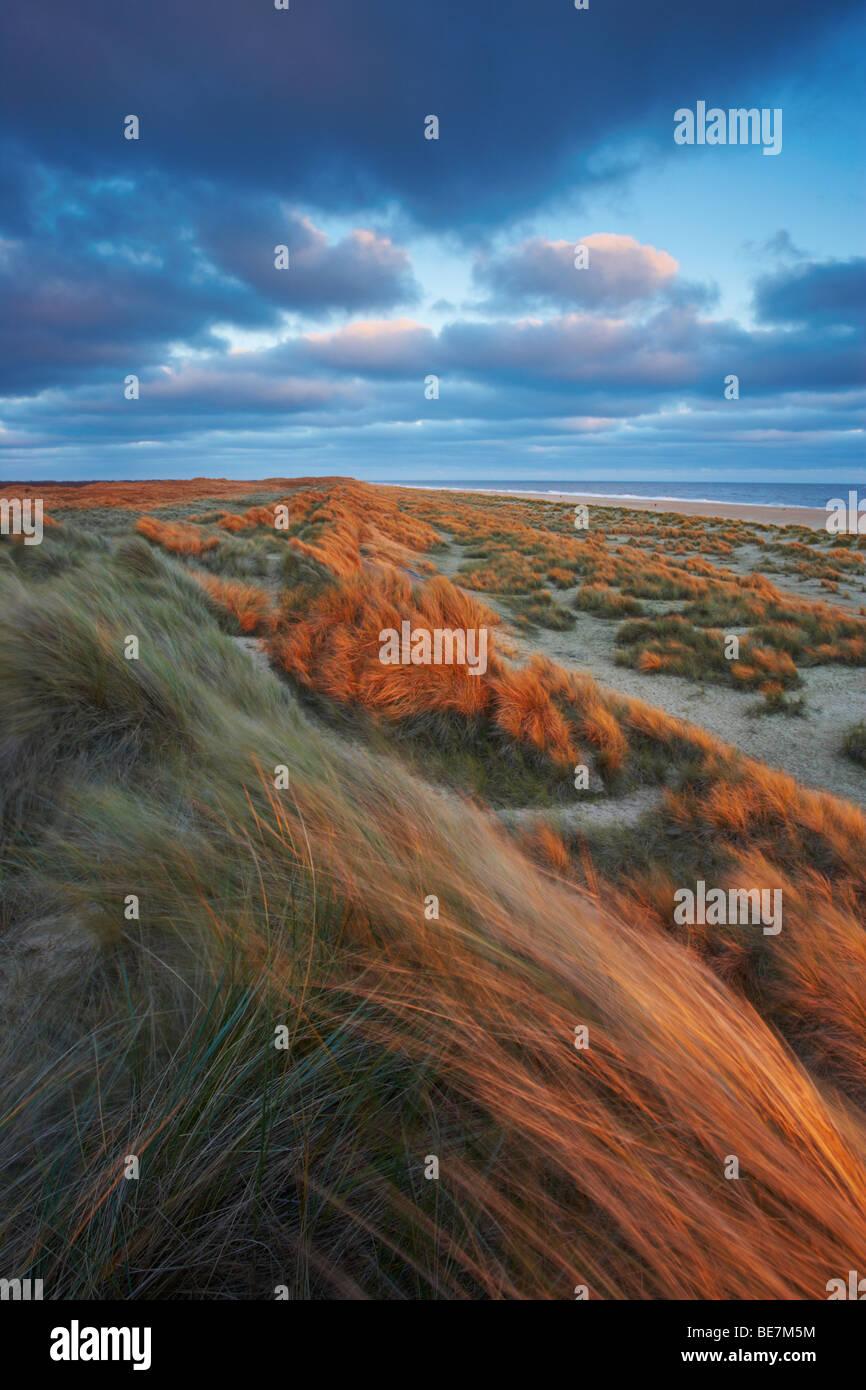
[469,490,827,529]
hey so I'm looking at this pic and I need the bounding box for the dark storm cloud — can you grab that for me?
[0,240,278,395]
[0,159,419,392]
[753,257,866,329]
[196,199,419,311]
[0,164,278,392]
[0,0,861,483]
[0,0,858,229]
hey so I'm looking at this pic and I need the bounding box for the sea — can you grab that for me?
[394,480,863,510]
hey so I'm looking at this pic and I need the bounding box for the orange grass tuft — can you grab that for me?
[135,516,220,556]
[192,572,272,632]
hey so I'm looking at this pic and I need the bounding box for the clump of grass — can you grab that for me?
[460,550,548,594]
[114,534,162,577]
[748,682,808,718]
[192,571,272,634]
[194,535,278,581]
[843,721,866,766]
[574,583,644,618]
[615,614,801,690]
[546,566,578,589]
[135,515,220,556]
[751,605,866,663]
[507,588,575,630]
[1,521,109,578]
[491,659,579,766]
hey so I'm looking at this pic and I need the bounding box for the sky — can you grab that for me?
[0,0,863,484]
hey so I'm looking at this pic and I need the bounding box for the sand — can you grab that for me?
[467,490,828,530]
[431,528,866,808]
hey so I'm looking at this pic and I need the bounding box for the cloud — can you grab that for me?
[472,235,681,310]
[436,308,737,390]
[140,367,361,412]
[0,169,421,394]
[0,0,857,229]
[0,52,861,485]
[197,206,419,313]
[753,257,866,329]
[303,319,435,372]
[4,273,862,472]
[0,231,276,394]
[760,229,811,261]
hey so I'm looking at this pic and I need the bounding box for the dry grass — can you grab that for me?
[192,571,273,633]
[4,480,866,1301]
[135,515,220,556]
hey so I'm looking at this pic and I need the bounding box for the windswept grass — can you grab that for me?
[192,571,273,634]
[2,484,866,1301]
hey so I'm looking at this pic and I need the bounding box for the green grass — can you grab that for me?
[0,543,487,1297]
[843,721,866,767]
[506,588,575,630]
[613,613,803,690]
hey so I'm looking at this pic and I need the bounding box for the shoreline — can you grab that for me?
[455,488,827,530]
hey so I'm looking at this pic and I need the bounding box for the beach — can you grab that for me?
[472,489,828,529]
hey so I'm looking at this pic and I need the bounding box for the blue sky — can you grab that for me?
[0,0,863,483]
